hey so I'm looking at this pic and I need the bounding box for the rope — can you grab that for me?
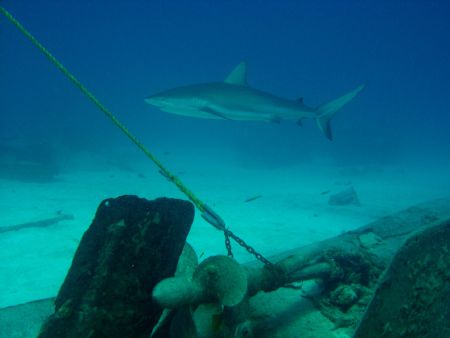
[0,6,274,267]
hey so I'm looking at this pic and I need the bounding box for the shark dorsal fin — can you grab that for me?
[224,62,247,86]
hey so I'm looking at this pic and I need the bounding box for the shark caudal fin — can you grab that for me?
[316,84,365,140]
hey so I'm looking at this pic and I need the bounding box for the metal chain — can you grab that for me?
[224,227,276,269]
[201,204,275,268]
[224,231,233,257]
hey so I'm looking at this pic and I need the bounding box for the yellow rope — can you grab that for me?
[0,6,205,212]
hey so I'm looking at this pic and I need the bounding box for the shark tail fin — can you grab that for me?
[316,84,365,140]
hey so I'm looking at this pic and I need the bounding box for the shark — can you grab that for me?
[145,62,364,140]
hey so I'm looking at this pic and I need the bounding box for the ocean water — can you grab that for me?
[2,0,450,168]
[1,0,450,332]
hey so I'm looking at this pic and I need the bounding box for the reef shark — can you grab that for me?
[145,62,364,140]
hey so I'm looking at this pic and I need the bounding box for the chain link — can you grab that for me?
[224,231,233,257]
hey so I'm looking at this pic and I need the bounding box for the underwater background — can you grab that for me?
[2,0,450,167]
[1,0,450,311]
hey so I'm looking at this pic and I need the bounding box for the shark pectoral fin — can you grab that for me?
[271,116,282,124]
[201,107,233,120]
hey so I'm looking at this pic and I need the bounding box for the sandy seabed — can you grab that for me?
[1,151,449,309]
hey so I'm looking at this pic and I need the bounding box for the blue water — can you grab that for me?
[2,0,450,172]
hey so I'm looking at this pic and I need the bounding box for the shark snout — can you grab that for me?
[145,95,167,107]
